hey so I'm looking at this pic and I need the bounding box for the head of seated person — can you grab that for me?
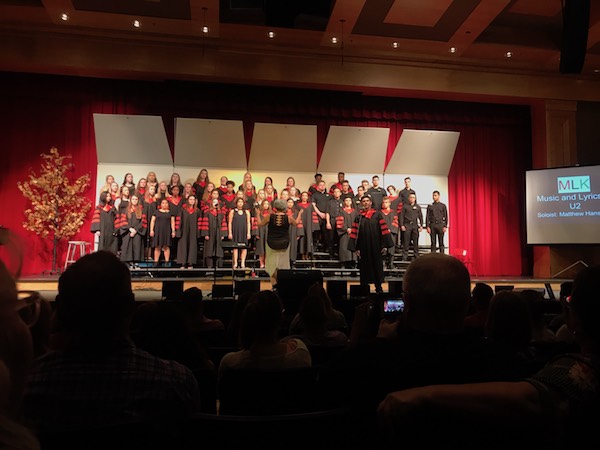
[471,282,494,312]
[292,294,349,348]
[55,250,135,350]
[298,294,329,335]
[130,301,212,371]
[402,253,471,335]
[181,287,224,330]
[240,290,284,349]
[485,290,532,354]
[293,282,346,331]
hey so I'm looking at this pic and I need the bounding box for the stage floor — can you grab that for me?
[17,270,570,303]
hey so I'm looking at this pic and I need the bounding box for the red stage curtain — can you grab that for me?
[0,73,531,276]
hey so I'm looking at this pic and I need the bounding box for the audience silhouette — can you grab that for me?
[282,292,349,364]
[484,290,539,380]
[23,251,201,435]
[0,261,39,449]
[4,242,592,447]
[288,283,348,336]
[319,253,495,437]
[463,282,493,337]
[180,287,226,347]
[378,264,600,449]
[218,290,311,375]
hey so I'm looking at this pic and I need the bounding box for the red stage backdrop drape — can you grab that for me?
[0,73,531,276]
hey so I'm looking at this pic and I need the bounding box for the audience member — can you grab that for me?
[0,363,39,450]
[12,291,53,360]
[0,261,39,449]
[484,290,538,379]
[378,265,600,449]
[554,281,579,346]
[23,251,201,434]
[282,293,349,348]
[180,287,226,347]
[463,282,493,337]
[225,292,252,346]
[218,290,311,377]
[548,280,573,333]
[288,283,348,335]
[130,301,214,372]
[519,289,555,343]
[320,254,494,415]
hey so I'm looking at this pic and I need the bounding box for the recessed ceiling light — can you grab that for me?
[594,69,600,73]
[133,20,141,28]
[392,42,398,49]
[61,13,69,21]
[331,37,338,44]
[449,47,456,54]
[505,51,513,58]
[268,31,275,39]
[202,26,209,34]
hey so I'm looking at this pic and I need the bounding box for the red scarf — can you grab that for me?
[361,208,376,219]
[168,196,182,206]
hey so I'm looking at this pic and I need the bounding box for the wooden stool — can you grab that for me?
[64,241,89,270]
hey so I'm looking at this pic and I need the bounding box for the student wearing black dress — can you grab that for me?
[228,197,252,269]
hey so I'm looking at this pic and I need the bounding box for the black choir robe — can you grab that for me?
[176,205,202,265]
[90,204,117,253]
[120,208,147,263]
[348,209,394,287]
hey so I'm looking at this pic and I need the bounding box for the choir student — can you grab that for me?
[228,197,252,269]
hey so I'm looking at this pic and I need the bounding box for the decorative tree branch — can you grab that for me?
[17,147,92,272]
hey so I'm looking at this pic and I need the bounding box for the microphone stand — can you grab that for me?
[211,202,220,291]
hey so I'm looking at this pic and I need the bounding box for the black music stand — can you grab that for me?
[221,240,249,294]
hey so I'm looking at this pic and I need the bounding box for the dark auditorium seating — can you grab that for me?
[217,366,322,415]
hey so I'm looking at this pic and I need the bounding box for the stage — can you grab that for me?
[17,267,570,303]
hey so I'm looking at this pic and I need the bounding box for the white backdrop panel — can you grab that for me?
[174,118,247,169]
[318,126,389,173]
[95,163,175,200]
[93,114,172,165]
[248,123,316,173]
[386,129,459,176]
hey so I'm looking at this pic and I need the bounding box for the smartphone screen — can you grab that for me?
[382,298,404,317]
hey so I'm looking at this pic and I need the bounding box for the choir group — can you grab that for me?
[90,169,440,270]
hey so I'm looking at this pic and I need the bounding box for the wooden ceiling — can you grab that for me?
[1,0,600,101]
